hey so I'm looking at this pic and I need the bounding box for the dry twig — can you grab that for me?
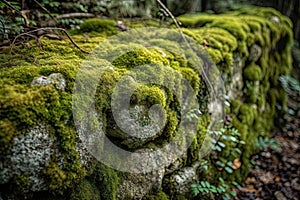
[156,0,215,97]
[10,27,89,56]
[46,13,95,26]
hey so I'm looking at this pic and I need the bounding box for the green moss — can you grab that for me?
[112,48,169,69]
[187,114,210,163]
[143,191,169,200]
[134,85,167,107]
[162,110,179,141]
[77,18,117,35]
[70,179,100,200]
[178,67,201,91]
[89,162,119,200]
[244,63,262,81]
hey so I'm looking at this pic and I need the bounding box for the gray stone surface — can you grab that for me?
[31,73,66,90]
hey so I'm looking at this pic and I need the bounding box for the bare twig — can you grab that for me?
[1,0,22,14]
[56,13,95,20]
[46,13,95,26]
[19,33,43,49]
[1,0,29,26]
[10,27,89,56]
[156,0,215,98]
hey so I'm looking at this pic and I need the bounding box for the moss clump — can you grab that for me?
[70,179,100,200]
[143,191,169,200]
[77,18,117,35]
[134,85,167,107]
[243,63,262,81]
[112,48,169,69]
[88,163,119,200]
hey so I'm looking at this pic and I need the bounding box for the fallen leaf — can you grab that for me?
[274,176,281,182]
[232,158,241,170]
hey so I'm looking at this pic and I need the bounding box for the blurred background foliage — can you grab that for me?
[0,0,299,38]
[0,0,299,78]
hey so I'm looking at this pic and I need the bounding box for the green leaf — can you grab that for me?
[234,148,242,154]
[202,165,208,171]
[223,193,231,200]
[216,161,225,167]
[204,188,209,193]
[215,145,222,152]
[230,191,237,197]
[210,185,217,193]
[225,166,233,174]
[232,181,242,189]
[217,187,222,193]
[205,181,210,188]
[226,161,233,167]
[222,135,228,140]
[193,188,200,196]
[219,186,226,193]
[228,136,237,142]
[217,141,226,148]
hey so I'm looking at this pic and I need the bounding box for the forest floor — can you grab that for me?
[237,91,300,200]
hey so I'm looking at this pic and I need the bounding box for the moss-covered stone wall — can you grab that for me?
[0,6,293,200]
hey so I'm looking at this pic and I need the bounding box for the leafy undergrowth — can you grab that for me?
[237,76,300,200]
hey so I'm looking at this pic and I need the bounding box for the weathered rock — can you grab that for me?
[31,73,66,90]
[0,125,54,191]
[117,169,165,199]
[249,44,262,62]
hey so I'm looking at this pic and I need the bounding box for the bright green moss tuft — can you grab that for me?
[178,67,201,91]
[244,63,262,81]
[134,85,167,108]
[237,104,256,126]
[112,48,169,69]
[77,18,117,35]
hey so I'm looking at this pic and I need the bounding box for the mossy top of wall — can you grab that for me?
[177,6,293,185]
[0,6,293,200]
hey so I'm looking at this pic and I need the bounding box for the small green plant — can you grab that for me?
[199,160,209,171]
[279,75,300,94]
[191,125,244,199]
[191,177,241,200]
[255,136,281,151]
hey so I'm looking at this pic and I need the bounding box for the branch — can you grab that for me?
[156,0,215,98]
[10,27,89,55]
[47,13,95,26]
[56,13,95,20]
[1,0,22,15]
[1,0,29,26]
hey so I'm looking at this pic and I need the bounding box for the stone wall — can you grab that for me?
[0,6,293,200]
